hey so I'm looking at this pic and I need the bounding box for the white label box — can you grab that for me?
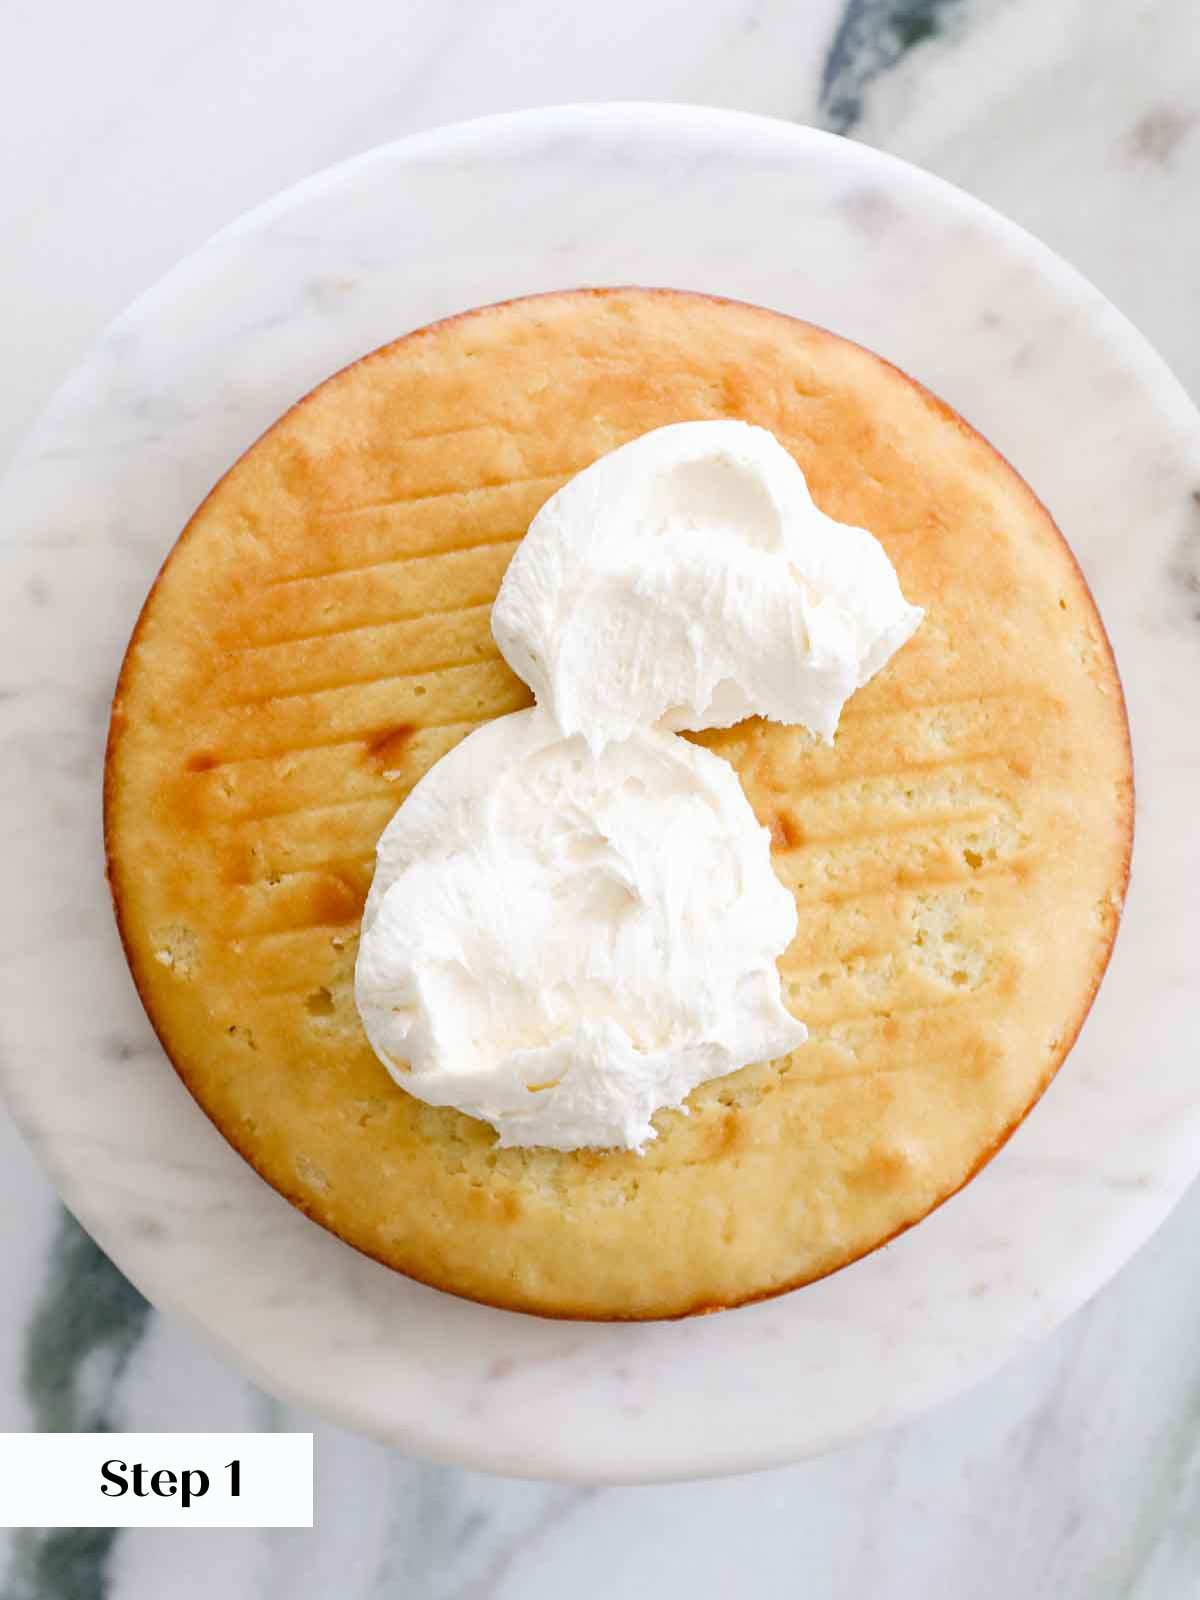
[0,1433,313,1527]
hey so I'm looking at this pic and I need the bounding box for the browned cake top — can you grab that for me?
[105,288,1132,1319]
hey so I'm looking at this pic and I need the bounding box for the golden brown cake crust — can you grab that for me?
[105,288,1133,1320]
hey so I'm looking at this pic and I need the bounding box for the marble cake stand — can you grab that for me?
[1,105,1198,1484]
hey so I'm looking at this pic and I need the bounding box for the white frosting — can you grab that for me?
[355,707,805,1152]
[357,420,923,1151]
[491,420,924,750]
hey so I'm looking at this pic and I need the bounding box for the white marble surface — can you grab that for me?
[7,97,1200,1472]
[2,3,1200,1595]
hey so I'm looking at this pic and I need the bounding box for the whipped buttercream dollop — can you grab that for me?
[491,420,924,751]
[355,707,805,1152]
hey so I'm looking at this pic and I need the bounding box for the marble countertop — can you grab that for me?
[2,1,1199,1595]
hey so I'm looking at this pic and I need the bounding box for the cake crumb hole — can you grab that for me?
[305,987,335,1017]
[152,924,199,978]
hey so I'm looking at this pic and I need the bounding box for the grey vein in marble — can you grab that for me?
[3,1212,150,1600]
[819,0,973,133]
[1166,489,1200,624]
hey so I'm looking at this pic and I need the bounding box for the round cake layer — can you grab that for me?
[105,288,1132,1319]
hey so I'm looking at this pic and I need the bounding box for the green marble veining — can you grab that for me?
[2,1209,151,1600]
[2,1530,116,1600]
[820,0,969,133]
